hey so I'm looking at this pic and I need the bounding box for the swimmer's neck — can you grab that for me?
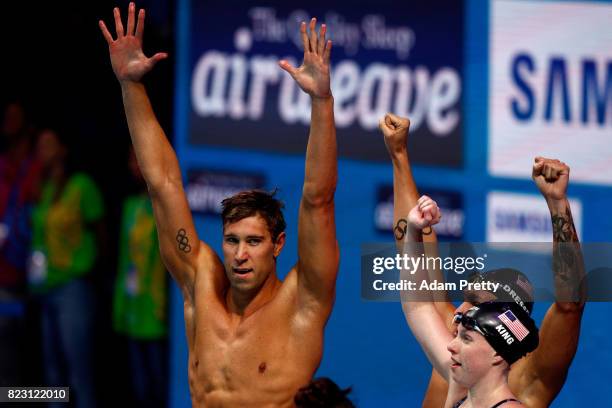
[226,271,282,318]
[464,370,514,408]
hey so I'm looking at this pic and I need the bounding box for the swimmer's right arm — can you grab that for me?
[400,198,453,381]
[379,114,451,310]
[378,114,417,247]
[99,3,210,296]
[380,115,455,405]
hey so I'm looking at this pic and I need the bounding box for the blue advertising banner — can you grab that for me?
[186,168,266,215]
[375,184,465,239]
[189,0,464,166]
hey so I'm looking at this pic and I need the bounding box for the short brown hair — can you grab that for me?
[294,377,354,407]
[221,189,286,241]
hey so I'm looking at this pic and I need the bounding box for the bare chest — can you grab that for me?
[185,300,322,407]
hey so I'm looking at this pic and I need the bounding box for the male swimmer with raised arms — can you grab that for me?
[379,114,585,407]
[100,4,339,406]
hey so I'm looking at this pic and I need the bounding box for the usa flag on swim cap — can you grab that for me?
[498,310,529,341]
[516,276,533,296]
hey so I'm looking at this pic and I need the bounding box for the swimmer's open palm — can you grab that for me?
[408,195,441,231]
[99,2,167,83]
[279,18,332,99]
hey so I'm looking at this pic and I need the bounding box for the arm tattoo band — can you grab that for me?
[176,228,192,253]
[394,219,408,241]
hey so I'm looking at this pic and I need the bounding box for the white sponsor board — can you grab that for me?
[487,191,582,243]
[489,0,612,185]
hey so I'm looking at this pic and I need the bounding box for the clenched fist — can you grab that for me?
[379,113,410,156]
[532,157,569,202]
[408,195,441,231]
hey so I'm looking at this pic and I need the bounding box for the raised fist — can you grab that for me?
[532,157,569,201]
[379,113,410,156]
[408,195,441,231]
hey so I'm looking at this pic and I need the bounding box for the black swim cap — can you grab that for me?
[454,302,539,364]
[468,268,534,315]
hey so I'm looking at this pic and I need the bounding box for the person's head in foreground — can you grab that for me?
[448,301,539,390]
[221,189,287,293]
[294,377,355,408]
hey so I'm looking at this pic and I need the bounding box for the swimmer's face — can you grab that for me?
[222,215,285,293]
[447,323,500,388]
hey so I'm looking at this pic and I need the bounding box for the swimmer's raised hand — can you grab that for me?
[99,2,167,83]
[408,195,441,231]
[279,18,332,99]
[379,113,410,157]
[532,156,569,202]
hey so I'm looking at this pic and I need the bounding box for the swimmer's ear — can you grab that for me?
[491,352,505,366]
[273,232,286,259]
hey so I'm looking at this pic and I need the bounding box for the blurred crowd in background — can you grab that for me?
[1,1,176,407]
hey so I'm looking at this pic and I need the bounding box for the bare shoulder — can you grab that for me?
[508,356,531,388]
[272,266,300,307]
[269,266,330,326]
[513,381,557,408]
[509,353,557,406]
[196,240,224,267]
[290,266,334,329]
[191,241,227,301]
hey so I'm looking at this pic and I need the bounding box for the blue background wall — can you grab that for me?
[170,0,612,406]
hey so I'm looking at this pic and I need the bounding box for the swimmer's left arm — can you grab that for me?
[523,158,585,402]
[280,18,339,308]
[532,157,586,304]
[531,157,586,306]
[548,198,586,307]
[521,302,583,403]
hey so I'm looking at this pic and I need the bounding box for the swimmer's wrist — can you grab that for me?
[389,147,409,162]
[546,196,569,215]
[119,79,145,90]
[310,93,333,102]
[407,224,424,242]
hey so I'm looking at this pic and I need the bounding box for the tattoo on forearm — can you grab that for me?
[394,219,408,241]
[551,207,583,301]
[551,207,579,243]
[176,228,192,253]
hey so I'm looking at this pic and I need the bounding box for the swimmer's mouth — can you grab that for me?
[233,268,253,275]
[451,357,462,367]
